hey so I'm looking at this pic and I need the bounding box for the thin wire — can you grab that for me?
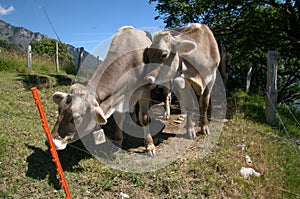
[282,99,300,126]
[38,1,62,42]
[69,94,297,161]
[266,93,300,159]
[68,142,113,161]
[68,143,90,155]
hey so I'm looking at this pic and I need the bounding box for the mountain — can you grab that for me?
[0,20,47,50]
[0,20,99,67]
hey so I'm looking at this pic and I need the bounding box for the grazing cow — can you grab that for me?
[144,23,220,138]
[51,26,155,155]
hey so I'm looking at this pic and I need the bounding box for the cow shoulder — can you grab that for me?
[180,23,220,65]
[117,26,134,33]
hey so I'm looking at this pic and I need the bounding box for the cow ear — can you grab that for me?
[176,40,196,55]
[53,92,68,105]
[143,47,150,64]
[92,106,107,125]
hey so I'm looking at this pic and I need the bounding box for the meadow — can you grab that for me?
[0,49,299,198]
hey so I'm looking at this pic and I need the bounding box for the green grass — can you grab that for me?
[277,105,300,139]
[0,69,299,198]
[0,47,76,74]
[228,91,300,139]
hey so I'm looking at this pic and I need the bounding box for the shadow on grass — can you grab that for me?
[25,115,178,189]
[17,73,74,90]
[26,140,91,190]
[49,74,74,86]
[122,130,177,151]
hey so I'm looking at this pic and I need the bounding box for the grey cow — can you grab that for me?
[50,26,156,155]
[144,23,220,138]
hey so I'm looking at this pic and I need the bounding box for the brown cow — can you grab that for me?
[144,23,220,138]
[51,26,156,155]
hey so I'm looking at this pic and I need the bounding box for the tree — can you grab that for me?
[150,0,300,104]
[0,40,19,52]
[31,38,69,60]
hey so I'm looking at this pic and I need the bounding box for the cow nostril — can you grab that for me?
[144,76,155,84]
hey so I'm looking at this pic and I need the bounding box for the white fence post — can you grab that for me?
[246,62,253,93]
[27,45,32,70]
[266,51,280,126]
[55,42,59,73]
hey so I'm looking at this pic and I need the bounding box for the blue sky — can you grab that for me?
[0,0,164,55]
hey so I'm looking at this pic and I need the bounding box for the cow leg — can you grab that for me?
[163,86,171,120]
[112,112,124,148]
[199,86,211,135]
[173,77,196,139]
[139,88,156,156]
[144,126,156,157]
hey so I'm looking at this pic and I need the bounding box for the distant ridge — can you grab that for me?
[0,19,47,50]
[0,19,100,67]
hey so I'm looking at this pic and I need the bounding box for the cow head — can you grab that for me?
[51,83,107,150]
[144,31,196,85]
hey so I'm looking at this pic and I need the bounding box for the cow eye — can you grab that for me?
[161,51,169,61]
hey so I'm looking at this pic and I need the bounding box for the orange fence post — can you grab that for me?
[31,87,72,199]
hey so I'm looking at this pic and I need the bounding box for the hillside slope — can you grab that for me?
[0,20,47,50]
[0,70,299,198]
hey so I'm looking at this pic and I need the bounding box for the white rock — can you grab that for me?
[240,167,261,179]
[119,192,129,199]
[245,155,252,164]
[237,143,246,151]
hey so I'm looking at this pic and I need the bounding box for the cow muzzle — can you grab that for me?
[144,76,156,84]
[53,138,68,150]
[51,134,75,150]
[144,76,158,90]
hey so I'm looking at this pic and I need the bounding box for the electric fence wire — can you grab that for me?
[282,99,300,127]
[266,93,300,159]
[33,2,298,158]
[37,0,62,42]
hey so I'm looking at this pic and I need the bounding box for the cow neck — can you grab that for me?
[86,54,139,105]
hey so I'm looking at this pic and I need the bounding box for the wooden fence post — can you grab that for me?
[27,45,32,70]
[55,42,59,73]
[266,51,280,126]
[226,53,232,80]
[77,47,84,73]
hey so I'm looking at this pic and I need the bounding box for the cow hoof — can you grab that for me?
[145,144,156,157]
[199,125,210,135]
[148,150,157,157]
[185,128,196,139]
